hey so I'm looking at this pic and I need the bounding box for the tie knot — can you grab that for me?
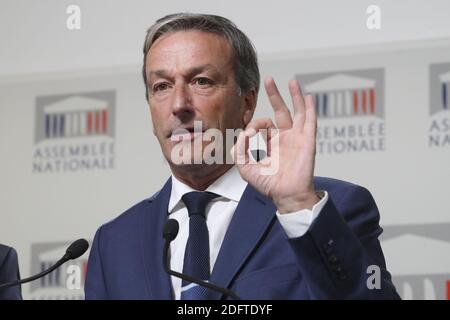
[181,191,219,218]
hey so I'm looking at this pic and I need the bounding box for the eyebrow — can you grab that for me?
[147,64,219,82]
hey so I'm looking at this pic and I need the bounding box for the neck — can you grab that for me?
[170,164,233,191]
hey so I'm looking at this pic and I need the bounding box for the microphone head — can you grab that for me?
[163,219,179,242]
[65,239,89,260]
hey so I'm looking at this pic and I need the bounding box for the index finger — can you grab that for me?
[264,76,293,129]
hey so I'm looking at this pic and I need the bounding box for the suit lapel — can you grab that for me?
[208,185,277,300]
[140,178,173,299]
[139,179,277,300]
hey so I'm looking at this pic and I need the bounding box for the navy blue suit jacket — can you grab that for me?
[85,177,400,299]
[0,244,22,300]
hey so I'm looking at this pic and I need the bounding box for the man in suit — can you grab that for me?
[85,13,400,299]
[0,244,22,300]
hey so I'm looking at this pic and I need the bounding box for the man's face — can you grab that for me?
[145,31,255,169]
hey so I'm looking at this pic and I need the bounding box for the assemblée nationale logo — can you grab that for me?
[297,69,385,155]
[29,241,89,300]
[429,62,450,148]
[32,91,116,173]
[381,223,450,300]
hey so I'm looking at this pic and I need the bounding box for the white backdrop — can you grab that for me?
[1,39,449,299]
[1,0,450,300]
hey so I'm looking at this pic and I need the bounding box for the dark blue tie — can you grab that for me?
[180,191,219,300]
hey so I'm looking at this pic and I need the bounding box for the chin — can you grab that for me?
[169,162,220,174]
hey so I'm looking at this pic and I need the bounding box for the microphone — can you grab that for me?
[162,219,240,300]
[0,239,89,290]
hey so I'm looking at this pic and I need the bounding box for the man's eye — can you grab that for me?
[194,78,213,86]
[153,83,171,92]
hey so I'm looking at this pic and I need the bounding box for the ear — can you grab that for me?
[242,88,257,127]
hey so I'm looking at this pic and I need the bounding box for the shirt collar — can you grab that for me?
[168,165,247,214]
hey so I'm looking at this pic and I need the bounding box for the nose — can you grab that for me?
[171,83,195,123]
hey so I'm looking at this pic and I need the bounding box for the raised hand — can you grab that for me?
[231,77,320,213]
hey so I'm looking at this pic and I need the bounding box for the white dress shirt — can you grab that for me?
[167,165,328,299]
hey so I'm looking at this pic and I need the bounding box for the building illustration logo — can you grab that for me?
[304,73,380,119]
[29,241,89,300]
[32,91,116,173]
[41,97,109,140]
[439,71,449,110]
[297,68,385,154]
[35,91,115,144]
[429,62,450,148]
[381,223,450,300]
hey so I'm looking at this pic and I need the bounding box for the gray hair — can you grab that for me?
[142,13,260,100]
